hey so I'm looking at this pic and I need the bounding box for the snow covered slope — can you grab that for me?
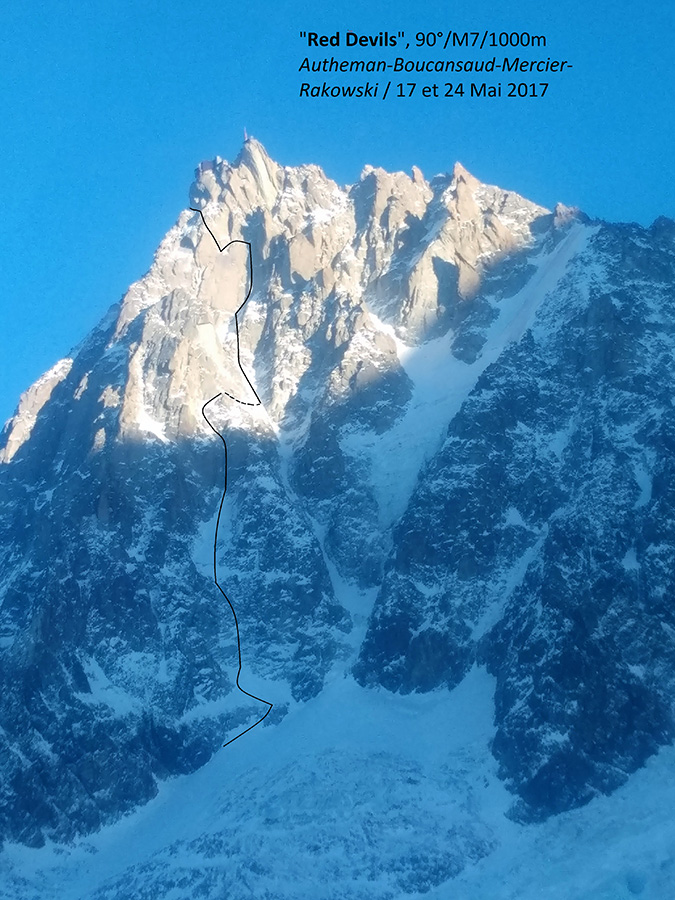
[2,670,675,899]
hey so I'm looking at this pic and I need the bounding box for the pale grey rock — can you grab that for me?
[0,358,72,462]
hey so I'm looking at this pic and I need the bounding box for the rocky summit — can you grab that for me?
[1,139,675,898]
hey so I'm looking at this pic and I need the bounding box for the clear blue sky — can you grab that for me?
[1,0,673,425]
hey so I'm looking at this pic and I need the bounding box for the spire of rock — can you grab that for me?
[452,160,481,189]
[233,136,281,206]
[553,201,590,227]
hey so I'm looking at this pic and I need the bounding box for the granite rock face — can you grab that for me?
[1,138,674,847]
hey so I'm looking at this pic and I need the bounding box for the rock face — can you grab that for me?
[1,138,675,849]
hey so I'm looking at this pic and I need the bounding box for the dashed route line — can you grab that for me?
[192,206,273,747]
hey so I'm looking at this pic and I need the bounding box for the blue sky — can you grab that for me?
[1,0,673,425]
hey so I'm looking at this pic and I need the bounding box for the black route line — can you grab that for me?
[192,206,273,747]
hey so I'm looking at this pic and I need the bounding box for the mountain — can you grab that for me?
[1,138,675,898]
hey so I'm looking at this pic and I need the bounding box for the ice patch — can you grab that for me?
[75,657,142,716]
[632,460,653,507]
[136,407,169,443]
[622,547,640,571]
